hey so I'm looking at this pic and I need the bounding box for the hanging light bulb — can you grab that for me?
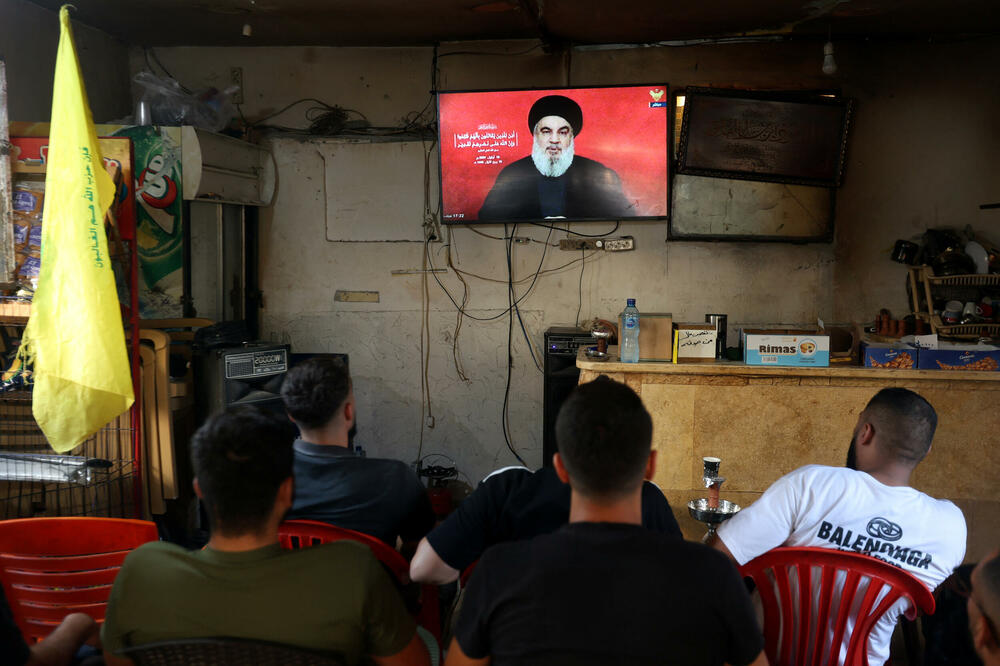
[242,0,254,37]
[822,40,837,76]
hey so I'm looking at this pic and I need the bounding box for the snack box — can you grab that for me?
[742,329,830,367]
[916,344,1000,372]
[862,342,918,369]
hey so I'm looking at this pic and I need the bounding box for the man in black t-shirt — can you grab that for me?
[281,358,434,549]
[409,464,681,584]
[444,376,767,666]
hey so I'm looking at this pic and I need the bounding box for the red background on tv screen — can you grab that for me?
[438,85,669,223]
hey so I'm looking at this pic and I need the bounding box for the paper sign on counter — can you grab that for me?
[673,326,717,362]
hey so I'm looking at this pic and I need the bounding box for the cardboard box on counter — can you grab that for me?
[742,329,830,367]
[623,312,673,361]
[862,342,918,369]
[915,341,1000,371]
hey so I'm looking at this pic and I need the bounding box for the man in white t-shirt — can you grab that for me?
[713,387,967,666]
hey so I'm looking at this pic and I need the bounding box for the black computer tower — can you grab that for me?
[542,326,595,468]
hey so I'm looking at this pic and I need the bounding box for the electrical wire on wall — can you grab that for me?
[416,223,435,465]
[501,225,527,466]
[416,125,442,465]
[445,242,471,382]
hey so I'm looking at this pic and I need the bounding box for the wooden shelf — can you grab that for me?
[926,273,1000,288]
[0,300,30,324]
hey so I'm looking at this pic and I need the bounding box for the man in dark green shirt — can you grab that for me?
[101,407,428,666]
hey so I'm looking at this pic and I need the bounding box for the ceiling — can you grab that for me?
[26,0,1000,47]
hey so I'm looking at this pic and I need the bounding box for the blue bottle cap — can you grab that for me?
[627,298,636,306]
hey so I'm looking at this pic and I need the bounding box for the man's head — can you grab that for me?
[554,375,654,500]
[191,406,297,537]
[970,549,1000,663]
[848,387,937,470]
[528,95,582,178]
[281,357,353,431]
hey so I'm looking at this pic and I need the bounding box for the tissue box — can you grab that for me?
[742,329,830,367]
[862,342,918,369]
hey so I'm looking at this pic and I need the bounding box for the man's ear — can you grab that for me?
[644,450,657,481]
[276,476,294,510]
[193,478,204,499]
[971,613,990,652]
[285,410,296,425]
[552,453,571,485]
[857,421,876,448]
[343,399,354,426]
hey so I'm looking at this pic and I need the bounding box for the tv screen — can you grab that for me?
[437,84,669,225]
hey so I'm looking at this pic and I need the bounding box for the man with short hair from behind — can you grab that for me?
[101,406,428,666]
[281,357,434,550]
[713,387,967,666]
[445,376,767,666]
[970,549,1000,665]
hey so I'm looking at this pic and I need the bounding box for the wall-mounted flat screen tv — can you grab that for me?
[438,84,669,225]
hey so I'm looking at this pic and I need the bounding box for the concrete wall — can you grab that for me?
[833,39,1000,320]
[129,38,998,484]
[0,0,131,122]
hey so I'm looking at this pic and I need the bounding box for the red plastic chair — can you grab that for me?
[0,517,159,643]
[278,520,441,643]
[739,546,936,666]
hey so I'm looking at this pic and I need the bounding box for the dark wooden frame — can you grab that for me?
[676,87,853,188]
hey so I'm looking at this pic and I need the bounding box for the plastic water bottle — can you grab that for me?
[620,298,640,363]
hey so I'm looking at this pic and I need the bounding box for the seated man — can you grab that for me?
[713,387,967,666]
[281,357,434,549]
[445,376,767,666]
[970,549,1000,666]
[2,588,97,666]
[101,407,428,666]
[410,456,681,584]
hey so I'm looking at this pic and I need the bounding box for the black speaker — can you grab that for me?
[542,326,594,467]
[194,343,291,422]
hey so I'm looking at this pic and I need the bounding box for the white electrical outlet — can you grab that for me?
[601,236,635,251]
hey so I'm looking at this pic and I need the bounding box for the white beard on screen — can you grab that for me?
[531,140,575,178]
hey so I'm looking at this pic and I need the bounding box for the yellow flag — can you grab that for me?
[19,6,134,453]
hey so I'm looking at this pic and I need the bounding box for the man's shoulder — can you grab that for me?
[127,540,374,569]
[773,464,855,488]
[482,523,724,573]
[478,465,543,492]
[363,455,417,475]
[495,156,536,175]
[123,539,185,565]
[569,154,618,175]
[462,465,555,515]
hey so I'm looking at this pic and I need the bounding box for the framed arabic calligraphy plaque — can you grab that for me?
[676,87,852,188]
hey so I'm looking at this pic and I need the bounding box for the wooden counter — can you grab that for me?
[578,352,1000,562]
